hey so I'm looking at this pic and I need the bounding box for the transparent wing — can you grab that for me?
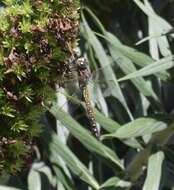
[56,61,114,118]
[56,86,70,141]
[88,64,113,117]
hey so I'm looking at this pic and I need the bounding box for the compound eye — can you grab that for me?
[77,58,87,68]
[80,60,85,66]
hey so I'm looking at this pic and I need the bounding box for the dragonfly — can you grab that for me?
[75,57,100,138]
[57,53,107,138]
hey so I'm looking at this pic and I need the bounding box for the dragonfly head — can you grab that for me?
[76,57,91,87]
[77,57,88,70]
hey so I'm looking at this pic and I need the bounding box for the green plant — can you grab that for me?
[1,0,174,190]
[0,0,79,173]
[41,2,174,189]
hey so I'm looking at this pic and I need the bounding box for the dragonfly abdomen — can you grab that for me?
[82,86,99,138]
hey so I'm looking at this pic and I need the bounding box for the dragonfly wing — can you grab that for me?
[92,83,109,116]
[56,84,83,116]
[88,62,118,93]
[56,86,69,112]
[86,66,110,117]
[56,86,70,140]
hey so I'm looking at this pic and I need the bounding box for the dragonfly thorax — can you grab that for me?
[76,57,91,88]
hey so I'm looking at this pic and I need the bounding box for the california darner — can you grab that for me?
[57,52,106,138]
[76,57,100,138]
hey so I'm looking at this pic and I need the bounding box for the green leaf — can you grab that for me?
[100,33,169,80]
[123,138,143,149]
[107,33,153,66]
[30,162,54,186]
[134,0,173,59]
[143,151,164,190]
[81,13,133,120]
[102,118,167,140]
[0,186,22,190]
[107,34,159,101]
[95,109,120,133]
[0,105,16,118]
[28,166,41,190]
[50,105,124,170]
[100,177,131,189]
[41,126,100,189]
[40,127,74,190]
[95,110,143,149]
[125,148,150,181]
[118,55,174,82]
[84,7,168,79]
[52,165,74,190]
[11,121,28,132]
[133,0,173,34]
[19,18,31,33]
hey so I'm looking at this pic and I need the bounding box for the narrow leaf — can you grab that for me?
[102,118,167,139]
[100,177,131,189]
[32,162,54,186]
[50,105,124,169]
[118,56,174,81]
[41,127,99,189]
[28,168,41,190]
[143,151,164,190]
[95,109,120,133]
[0,187,22,190]
[108,39,159,101]
[82,13,133,120]
[104,32,169,80]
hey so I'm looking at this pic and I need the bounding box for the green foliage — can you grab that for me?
[2,0,174,190]
[35,1,174,190]
[0,0,79,173]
